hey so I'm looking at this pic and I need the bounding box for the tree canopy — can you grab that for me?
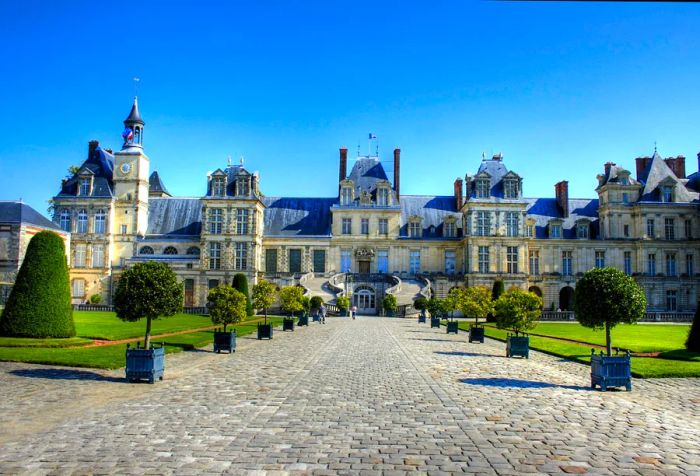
[383,294,398,312]
[207,285,246,331]
[449,286,493,324]
[279,285,305,314]
[494,288,542,335]
[252,280,277,323]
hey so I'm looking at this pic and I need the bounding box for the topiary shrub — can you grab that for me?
[487,280,505,322]
[207,285,246,332]
[336,295,350,311]
[89,294,102,304]
[114,261,183,349]
[414,296,428,313]
[280,285,305,317]
[686,304,700,353]
[574,268,646,356]
[494,288,542,336]
[0,231,75,338]
[310,296,324,312]
[383,294,398,313]
[232,273,253,317]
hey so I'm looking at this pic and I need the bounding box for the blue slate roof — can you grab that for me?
[146,198,202,236]
[149,171,171,196]
[263,197,336,236]
[0,201,63,231]
[524,198,599,239]
[345,157,397,203]
[466,157,520,200]
[399,195,462,239]
[638,152,698,202]
[56,146,115,198]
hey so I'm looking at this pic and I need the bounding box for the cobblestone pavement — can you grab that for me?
[0,318,699,475]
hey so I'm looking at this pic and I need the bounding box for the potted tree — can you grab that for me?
[207,285,246,353]
[383,294,398,317]
[459,286,493,343]
[427,297,443,328]
[252,280,277,340]
[306,296,323,326]
[336,295,350,317]
[300,294,311,322]
[113,261,183,383]
[279,285,304,331]
[414,296,428,323]
[494,288,542,358]
[574,268,646,391]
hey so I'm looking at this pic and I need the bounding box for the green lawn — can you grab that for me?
[454,322,700,378]
[0,313,285,369]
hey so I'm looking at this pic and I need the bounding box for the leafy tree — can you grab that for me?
[686,304,700,353]
[310,296,324,312]
[414,296,429,313]
[252,280,277,324]
[232,273,253,317]
[336,295,350,311]
[451,286,493,325]
[494,288,542,336]
[300,294,311,315]
[427,297,444,318]
[114,261,183,349]
[574,268,646,356]
[279,286,305,316]
[383,294,398,313]
[0,231,75,338]
[207,285,246,332]
[89,294,102,304]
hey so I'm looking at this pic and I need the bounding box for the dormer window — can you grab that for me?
[341,186,353,206]
[237,177,250,196]
[212,177,226,197]
[79,177,91,196]
[444,218,456,238]
[549,222,562,239]
[503,179,519,199]
[476,179,489,198]
[576,222,589,239]
[377,187,390,206]
[662,185,673,202]
[409,216,422,238]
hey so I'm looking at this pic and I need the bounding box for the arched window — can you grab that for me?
[59,209,71,232]
[77,209,88,233]
[186,246,200,256]
[164,246,178,255]
[94,209,106,234]
[139,246,154,255]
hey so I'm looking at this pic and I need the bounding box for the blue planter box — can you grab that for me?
[339,309,347,317]
[446,321,459,334]
[506,335,529,358]
[283,318,295,331]
[418,315,426,323]
[213,330,237,353]
[312,314,321,322]
[125,343,165,383]
[257,323,273,340]
[430,317,441,328]
[591,350,632,391]
[298,315,309,326]
[385,310,395,317]
[469,326,485,343]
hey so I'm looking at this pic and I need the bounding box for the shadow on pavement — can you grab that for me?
[434,351,498,358]
[10,368,124,383]
[410,338,453,342]
[460,377,590,391]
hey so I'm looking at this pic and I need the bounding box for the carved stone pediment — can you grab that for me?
[355,248,375,259]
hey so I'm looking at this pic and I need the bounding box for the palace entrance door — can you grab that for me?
[353,286,376,314]
[358,260,370,273]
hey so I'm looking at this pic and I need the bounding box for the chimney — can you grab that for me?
[393,148,401,200]
[339,147,348,183]
[88,140,99,157]
[104,148,113,154]
[635,156,651,181]
[604,162,615,176]
[555,180,569,218]
[492,153,502,161]
[454,178,463,210]
[664,156,686,179]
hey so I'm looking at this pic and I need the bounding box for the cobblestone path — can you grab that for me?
[0,317,698,475]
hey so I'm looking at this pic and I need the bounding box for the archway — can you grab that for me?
[559,286,575,311]
[353,285,376,315]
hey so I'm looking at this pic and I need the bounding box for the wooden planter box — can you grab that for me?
[469,325,485,343]
[257,323,273,340]
[385,310,395,317]
[591,350,632,391]
[506,334,529,358]
[283,318,295,332]
[446,321,459,334]
[125,343,165,383]
[430,317,441,328]
[213,330,237,353]
[339,309,347,317]
[418,315,426,323]
[297,315,309,326]
[312,314,321,322]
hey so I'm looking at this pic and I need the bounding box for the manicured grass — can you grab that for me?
[0,336,93,348]
[455,322,700,378]
[73,311,214,341]
[0,315,285,369]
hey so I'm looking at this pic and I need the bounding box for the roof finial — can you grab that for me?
[654,141,657,154]
[133,76,140,98]
[240,155,244,166]
[227,155,232,167]
[482,151,486,161]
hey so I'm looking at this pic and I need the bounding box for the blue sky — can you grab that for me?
[1,1,699,215]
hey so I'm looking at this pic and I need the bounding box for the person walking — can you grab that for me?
[351,305,357,320]
[320,304,326,324]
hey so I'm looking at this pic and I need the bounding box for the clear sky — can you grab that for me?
[1,0,699,215]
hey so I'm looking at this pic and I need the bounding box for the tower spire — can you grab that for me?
[122,96,145,149]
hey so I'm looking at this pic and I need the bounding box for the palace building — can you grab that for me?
[51,98,700,314]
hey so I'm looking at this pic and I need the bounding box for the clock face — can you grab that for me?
[120,162,132,176]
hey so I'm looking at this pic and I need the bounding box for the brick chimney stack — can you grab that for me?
[393,148,401,200]
[555,180,569,218]
[88,140,99,157]
[664,156,686,179]
[604,162,616,176]
[339,147,348,184]
[454,178,463,210]
[635,156,651,181]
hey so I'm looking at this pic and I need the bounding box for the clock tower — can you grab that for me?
[112,97,150,265]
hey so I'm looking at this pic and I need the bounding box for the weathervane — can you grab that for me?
[227,155,232,167]
[133,76,140,97]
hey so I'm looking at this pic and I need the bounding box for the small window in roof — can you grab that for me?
[139,246,154,255]
[186,246,200,256]
[164,246,178,255]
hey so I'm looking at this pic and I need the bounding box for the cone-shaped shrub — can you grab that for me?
[0,231,75,337]
[686,304,700,353]
[233,273,253,316]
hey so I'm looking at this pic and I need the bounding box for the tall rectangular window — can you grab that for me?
[377,250,389,273]
[648,253,656,275]
[72,279,85,299]
[562,251,572,276]
[74,244,86,268]
[288,249,302,273]
[409,250,421,274]
[236,209,249,235]
[529,250,539,275]
[507,246,518,274]
[623,224,629,238]
[685,219,692,239]
[265,249,277,273]
[478,246,490,273]
[624,251,632,276]
[550,224,561,238]
[505,212,518,237]
[209,209,223,234]
[378,218,388,235]
[409,222,421,238]
[94,210,106,234]
[647,219,655,238]
[595,251,606,269]
[213,177,226,196]
[666,290,677,311]
[476,180,489,198]
[504,179,518,199]
[59,210,71,232]
[377,188,389,206]
[444,221,456,238]
[665,218,675,240]
[662,186,673,202]
[577,223,589,239]
[92,244,104,268]
[79,178,91,196]
[120,224,127,235]
[444,250,456,274]
[666,253,677,277]
[525,224,534,238]
[476,211,490,236]
[361,218,369,235]
[208,279,220,290]
[341,187,352,205]
[237,178,249,196]
[686,254,694,277]
[77,209,88,234]
[342,218,352,235]
[340,250,352,272]
[313,249,326,273]
[235,242,247,270]
[209,242,221,270]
